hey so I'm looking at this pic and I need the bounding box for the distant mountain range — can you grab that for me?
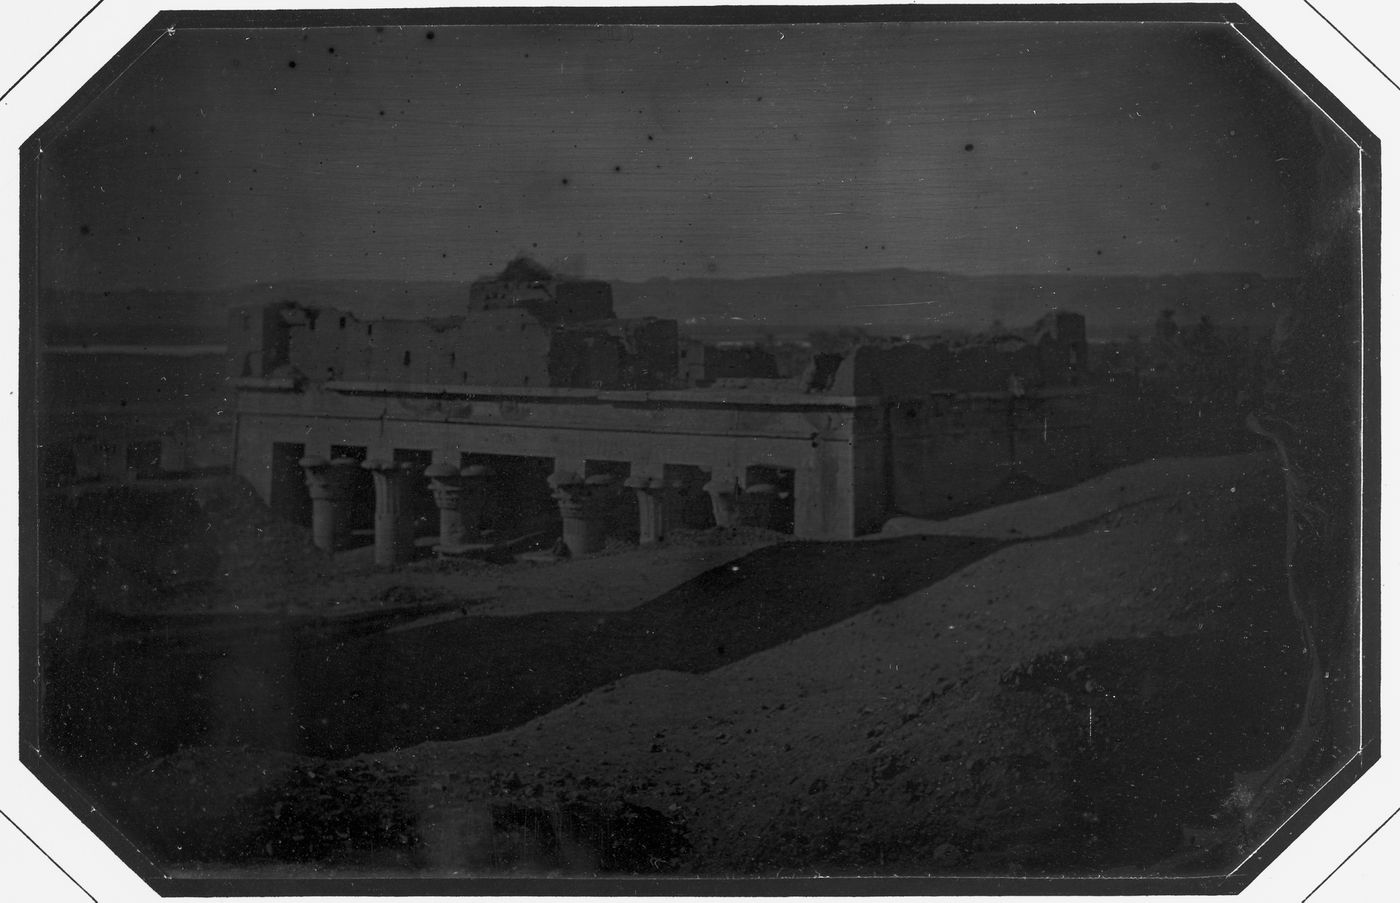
[614,270,1294,341]
[38,269,1296,346]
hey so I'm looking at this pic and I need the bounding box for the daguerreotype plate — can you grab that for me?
[7,1,1389,899]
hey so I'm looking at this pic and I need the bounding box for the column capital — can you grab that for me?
[625,474,672,492]
[300,456,352,550]
[548,469,583,490]
[704,474,742,528]
[302,455,355,500]
[703,476,740,496]
[554,477,612,556]
[424,462,461,482]
[427,463,494,552]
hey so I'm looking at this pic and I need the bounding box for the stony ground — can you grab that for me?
[41,452,1324,879]
[371,453,1304,876]
[41,476,783,625]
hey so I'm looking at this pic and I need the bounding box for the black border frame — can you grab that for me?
[16,3,1381,897]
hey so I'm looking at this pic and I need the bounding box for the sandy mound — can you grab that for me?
[99,451,1311,877]
[377,450,1300,874]
[880,453,1259,540]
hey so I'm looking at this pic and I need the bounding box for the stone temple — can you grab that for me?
[227,270,1094,562]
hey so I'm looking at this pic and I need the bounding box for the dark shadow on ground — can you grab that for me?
[293,534,1010,756]
[43,534,1009,762]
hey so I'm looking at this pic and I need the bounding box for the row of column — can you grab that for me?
[300,455,784,565]
[549,469,781,553]
[299,456,420,566]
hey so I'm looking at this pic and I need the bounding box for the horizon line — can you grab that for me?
[41,267,1301,296]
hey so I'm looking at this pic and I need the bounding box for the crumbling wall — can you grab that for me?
[829,341,1037,397]
[547,328,623,389]
[827,344,954,397]
[272,303,675,391]
[282,307,554,387]
[851,406,890,534]
[703,346,780,384]
[282,306,342,381]
[679,341,790,387]
[947,341,1043,393]
[826,313,1086,398]
[617,318,679,389]
[468,277,616,323]
[548,318,679,390]
[226,305,289,378]
[884,393,1098,518]
[1028,311,1088,385]
[678,340,707,386]
[543,281,617,323]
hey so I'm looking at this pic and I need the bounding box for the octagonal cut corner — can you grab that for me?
[17,3,1380,897]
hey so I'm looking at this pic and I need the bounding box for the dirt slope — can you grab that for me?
[376,451,1302,875]
[106,452,1308,877]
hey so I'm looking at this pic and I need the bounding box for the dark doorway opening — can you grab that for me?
[392,448,436,536]
[745,465,796,534]
[269,442,310,526]
[665,464,716,530]
[584,460,635,540]
[462,453,555,537]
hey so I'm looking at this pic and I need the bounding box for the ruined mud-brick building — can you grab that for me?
[41,349,233,487]
[229,271,1096,553]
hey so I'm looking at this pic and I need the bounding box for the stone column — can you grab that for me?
[363,459,415,566]
[427,463,494,552]
[549,470,613,555]
[425,463,465,549]
[703,473,741,528]
[625,475,671,544]
[301,455,354,552]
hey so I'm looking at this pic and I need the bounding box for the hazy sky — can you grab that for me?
[35,19,1352,291]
